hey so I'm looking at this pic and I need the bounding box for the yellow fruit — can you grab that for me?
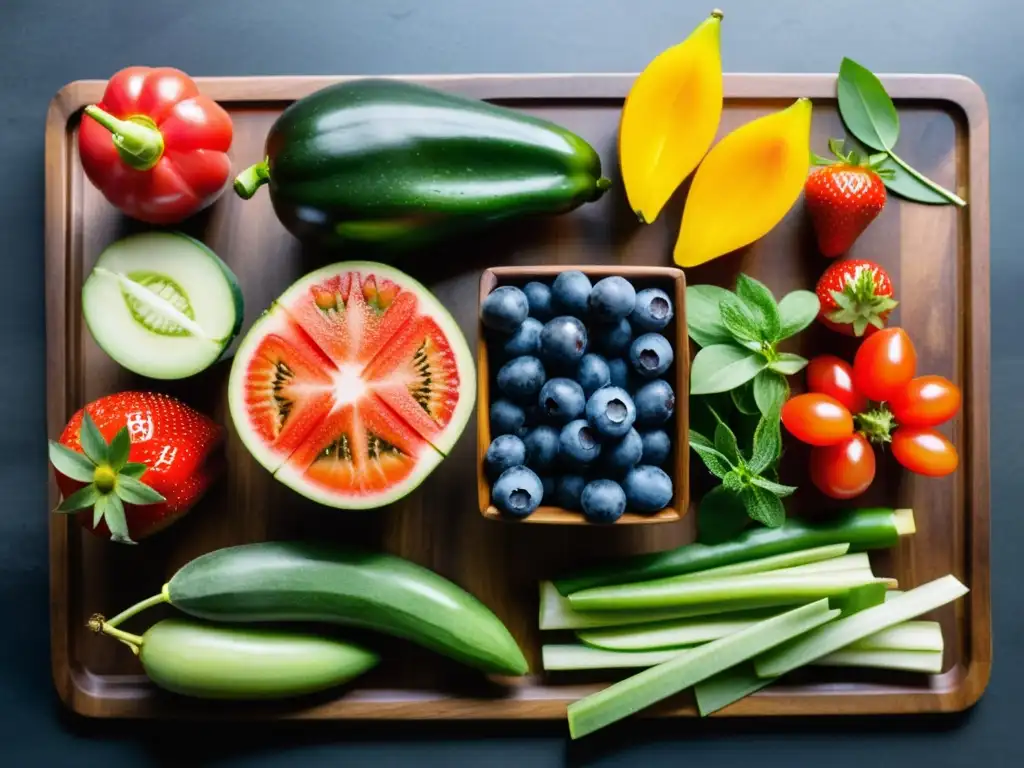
[674,98,813,268]
[618,9,724,224]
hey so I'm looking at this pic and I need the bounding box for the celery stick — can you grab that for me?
[543,644,681,671]
[568,571,888,612]
[669,543,851,581]
[566,600,839,739]
[850,621,943,652]
[555,507,915,595]
[538,581,795,631]
[814,648,943,673]
[694,663,767,716]
[577,616,773,650]
[755,575,968,678]
[772,553,871,575]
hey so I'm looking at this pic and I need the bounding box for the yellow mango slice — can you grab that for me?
[619,10,724,224]
[674,98,813,268]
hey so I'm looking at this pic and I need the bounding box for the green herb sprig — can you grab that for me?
[690,402,794,544]
[686,274,819,414]
[837,57,965,207]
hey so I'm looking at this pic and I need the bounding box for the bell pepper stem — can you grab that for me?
[83,105,165,171]
[103,589,170,629]
[234,159,272,199]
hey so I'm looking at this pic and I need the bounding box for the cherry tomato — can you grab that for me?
[806,355,868,415]
[891,427,959,477]
[853,327,917,402]
[781,393,854,446]
[809,433,876,500]
[889,375,962,428]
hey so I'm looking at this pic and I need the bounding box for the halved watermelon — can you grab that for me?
[228,262,475,509]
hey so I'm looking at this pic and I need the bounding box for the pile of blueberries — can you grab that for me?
[481,271,676,523]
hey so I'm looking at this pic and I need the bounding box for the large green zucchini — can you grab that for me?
[233,78,610,247]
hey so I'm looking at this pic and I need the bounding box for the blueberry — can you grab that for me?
[552,271,592,316]
[523,425,560,471]
[540,475,555,503]
[492,466,543,518]
[481,286,529,334]
[586,386,636,439]
[484,434,527,480]
[522,403,542,428]
[554,474,587,510]
[592,317,633,357]
[640,429,672,466]
[631,288,674,332]
[600,428,643,475]
[589,276,637,323]
[501,317,542,358]
[490,399,527,437]
[623,465,674,513]
[497,356,546,403]
[559,419,602,464]
[524,281,554,322]
[630,333,674,379]
[607,357,631,390]
[634,379,676,427]
[581,479,627,524]
[540,316,588,366]
[539,377,586,424]
[576,354,611,398]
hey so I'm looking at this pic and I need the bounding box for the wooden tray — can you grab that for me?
[45,73,991,720]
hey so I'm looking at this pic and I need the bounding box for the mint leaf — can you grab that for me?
[777,290,820,339]
[686,285,734,348]
[719,295,761,344]
[691,345,766,395]
[753,369,788,416]
[731,381,759,415]
[78,411,109,466]
[710,409,741,464]
[722,470,746,494]
[48,441,96,482]
[748,403,783,475]
[689,430,734,480]
[768,352,809,376]
[743,485,786,528]
[735,275,782,342]
[837,57,900,151]
[749,475,798,498]
[698,485,750,544]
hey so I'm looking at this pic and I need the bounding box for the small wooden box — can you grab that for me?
[476,265,689,524]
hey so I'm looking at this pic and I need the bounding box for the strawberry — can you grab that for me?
[816,259,898,337]
[47,391,223,544]
[805,138,889,257]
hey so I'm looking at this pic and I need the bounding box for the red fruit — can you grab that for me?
[781,393,854,447]
[853,327,917,403]
[805,139,888,257]
[891,427,959,477]
[809,433,876,500]
[889,375,962,428]
[48,391,223,543]
[815,259,898,337]
[805,355,868,415]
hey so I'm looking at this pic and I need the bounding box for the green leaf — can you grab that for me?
[719,295,761,344]
[710,409,741,464]
[689,431,734,480]
[92,493,110,527]
[750,475,798,498]
[78,411,109,466]
[686,285,735,348]
[753,369,789,416]
[768,353,809,376]
[107,428,131,471]
[690,345,766,395]
[777,290,820,339]
[722,470,747,494]
[102,494,136,544]
[837,57,900,151]
[730,381,759,416]
[114,475,166,505]
[698,485,750,545]
[748,402,783,476]
[875,155,958,205]
[47,441,97,482]
[734,275,782,341]
[120,462,149,479]
[55,484,101,513]
[743,485,787,528]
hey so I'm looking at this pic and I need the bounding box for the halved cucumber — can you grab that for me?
[82,232,244,380]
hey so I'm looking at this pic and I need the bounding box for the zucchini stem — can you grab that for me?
[87,614,142,655]
[234,159,271,199]
[104,589,170,629]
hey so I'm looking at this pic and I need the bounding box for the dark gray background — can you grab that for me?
[2,0,1018,765]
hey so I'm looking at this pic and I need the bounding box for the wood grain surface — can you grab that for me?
[44,73,990,720]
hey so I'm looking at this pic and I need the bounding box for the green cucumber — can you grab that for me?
[566,600,840,739]
[92,617,378,700]
[664,543,852,581]
[82,232,244,380]
[554,507,915,595]
[110,542,528,676]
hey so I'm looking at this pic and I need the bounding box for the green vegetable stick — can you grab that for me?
[771,552,871,575]
[543,645,681,671]
[568,571,889,612]
[578,616,775,650]
[668,543,851,581]
[566,600,839,739]
[754,575,967,678]
[849,621,942,652]
[815,649,944,673]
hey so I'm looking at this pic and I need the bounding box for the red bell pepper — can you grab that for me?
[78,66,234,225]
